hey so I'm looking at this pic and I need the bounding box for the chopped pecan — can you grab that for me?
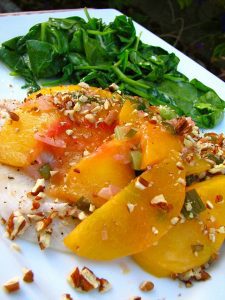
[9,111,20,122]
[6,211,27,240]
[22,268,34,283]
[31,178,45,196]
[62,294,73,300]
[98,278,112,293]
[38,228,52,250]
[174,117,193,135]
[139,280,154,292]
[68,266,111,293]
[3,277,20,293]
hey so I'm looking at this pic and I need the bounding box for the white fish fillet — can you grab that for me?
[0,163,74,252]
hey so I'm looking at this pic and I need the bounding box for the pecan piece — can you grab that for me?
[22,268,34,283]
[6,211,27,240]
[3,277,20,293]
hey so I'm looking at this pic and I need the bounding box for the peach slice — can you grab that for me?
[133,175,225,277]
[0,109,60,167]
[48,140,135,207]
[64,151,185,260]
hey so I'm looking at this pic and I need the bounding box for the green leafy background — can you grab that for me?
[12,0,225,81]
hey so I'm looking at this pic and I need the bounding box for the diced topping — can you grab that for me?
[177,177,186,186]
[173,266,211,286]
[10,242,22,252]
[206,201,214,209]
[127,203,136,213]
[108,83,119,92]
[135,177,151,190]
[98,278,112,293]
[209,164,225,174]
[6,211,27,240]
[176,161,184,170]
[151,226,159,235]
[170,216,180,225]
[3,277,20,293]
[62,294,73,300]
[67,266,111,293]
[31,178,45,196]
[65,129,73,136]
[139,280,154,292]
[39,164,52,180]
[130,150,142,170]
[22,268,34,283]
[9,111,20,122]
[181,189,206,219]
[38,228,52,250]
[150,194,171,211]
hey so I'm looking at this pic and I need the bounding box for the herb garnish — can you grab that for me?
[0,8,224,128]
[181,189,206,219]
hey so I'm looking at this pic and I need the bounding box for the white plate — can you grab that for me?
[0,8,225,300]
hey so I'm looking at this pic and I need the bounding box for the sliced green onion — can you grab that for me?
[39,163,52,180]
[114,126,127,140]
[159,105,177,120]
[126,128,137,138]
[181,189,206,219]
[76,196,91,211]
[130,150,142,170]
[186,174,199,186]
[206,154,224,165]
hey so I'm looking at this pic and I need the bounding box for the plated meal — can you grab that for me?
[0,8,225,300]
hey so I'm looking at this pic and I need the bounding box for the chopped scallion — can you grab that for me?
[114,126,127,140]
[39,163,52,180]
[181,189,206,218]
[130,150,142,170]
[126,128,137,138]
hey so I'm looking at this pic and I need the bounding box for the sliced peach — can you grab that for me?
[48,140,135,207]
[133,175,225,277]
[140,122,182,168]
[133,219,223,277]
[64,151,185,260]
[0,109,60,167]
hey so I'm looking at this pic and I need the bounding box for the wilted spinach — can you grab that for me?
[0,8,224,128]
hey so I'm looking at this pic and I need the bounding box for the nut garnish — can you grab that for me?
[22,268,34,283]
[10,242,22,252]
[38,228,53,250]
[68,267,99,292]
[151,226,159,235]
[31,178,45,196]
[139,280,154,292]
[98,278,112,293]
[127,203,136,213]
[68,266,111,293]
[3,277,20,293]
[62,294,73,300]
[135,177,151,190]
[6,211,27,240]
[150,194,171,211]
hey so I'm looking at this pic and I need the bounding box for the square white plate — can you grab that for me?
[0,8,225,300]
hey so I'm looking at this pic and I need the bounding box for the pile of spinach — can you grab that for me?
[0,8,224,128]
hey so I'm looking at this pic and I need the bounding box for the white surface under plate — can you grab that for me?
[0,8,225,300]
